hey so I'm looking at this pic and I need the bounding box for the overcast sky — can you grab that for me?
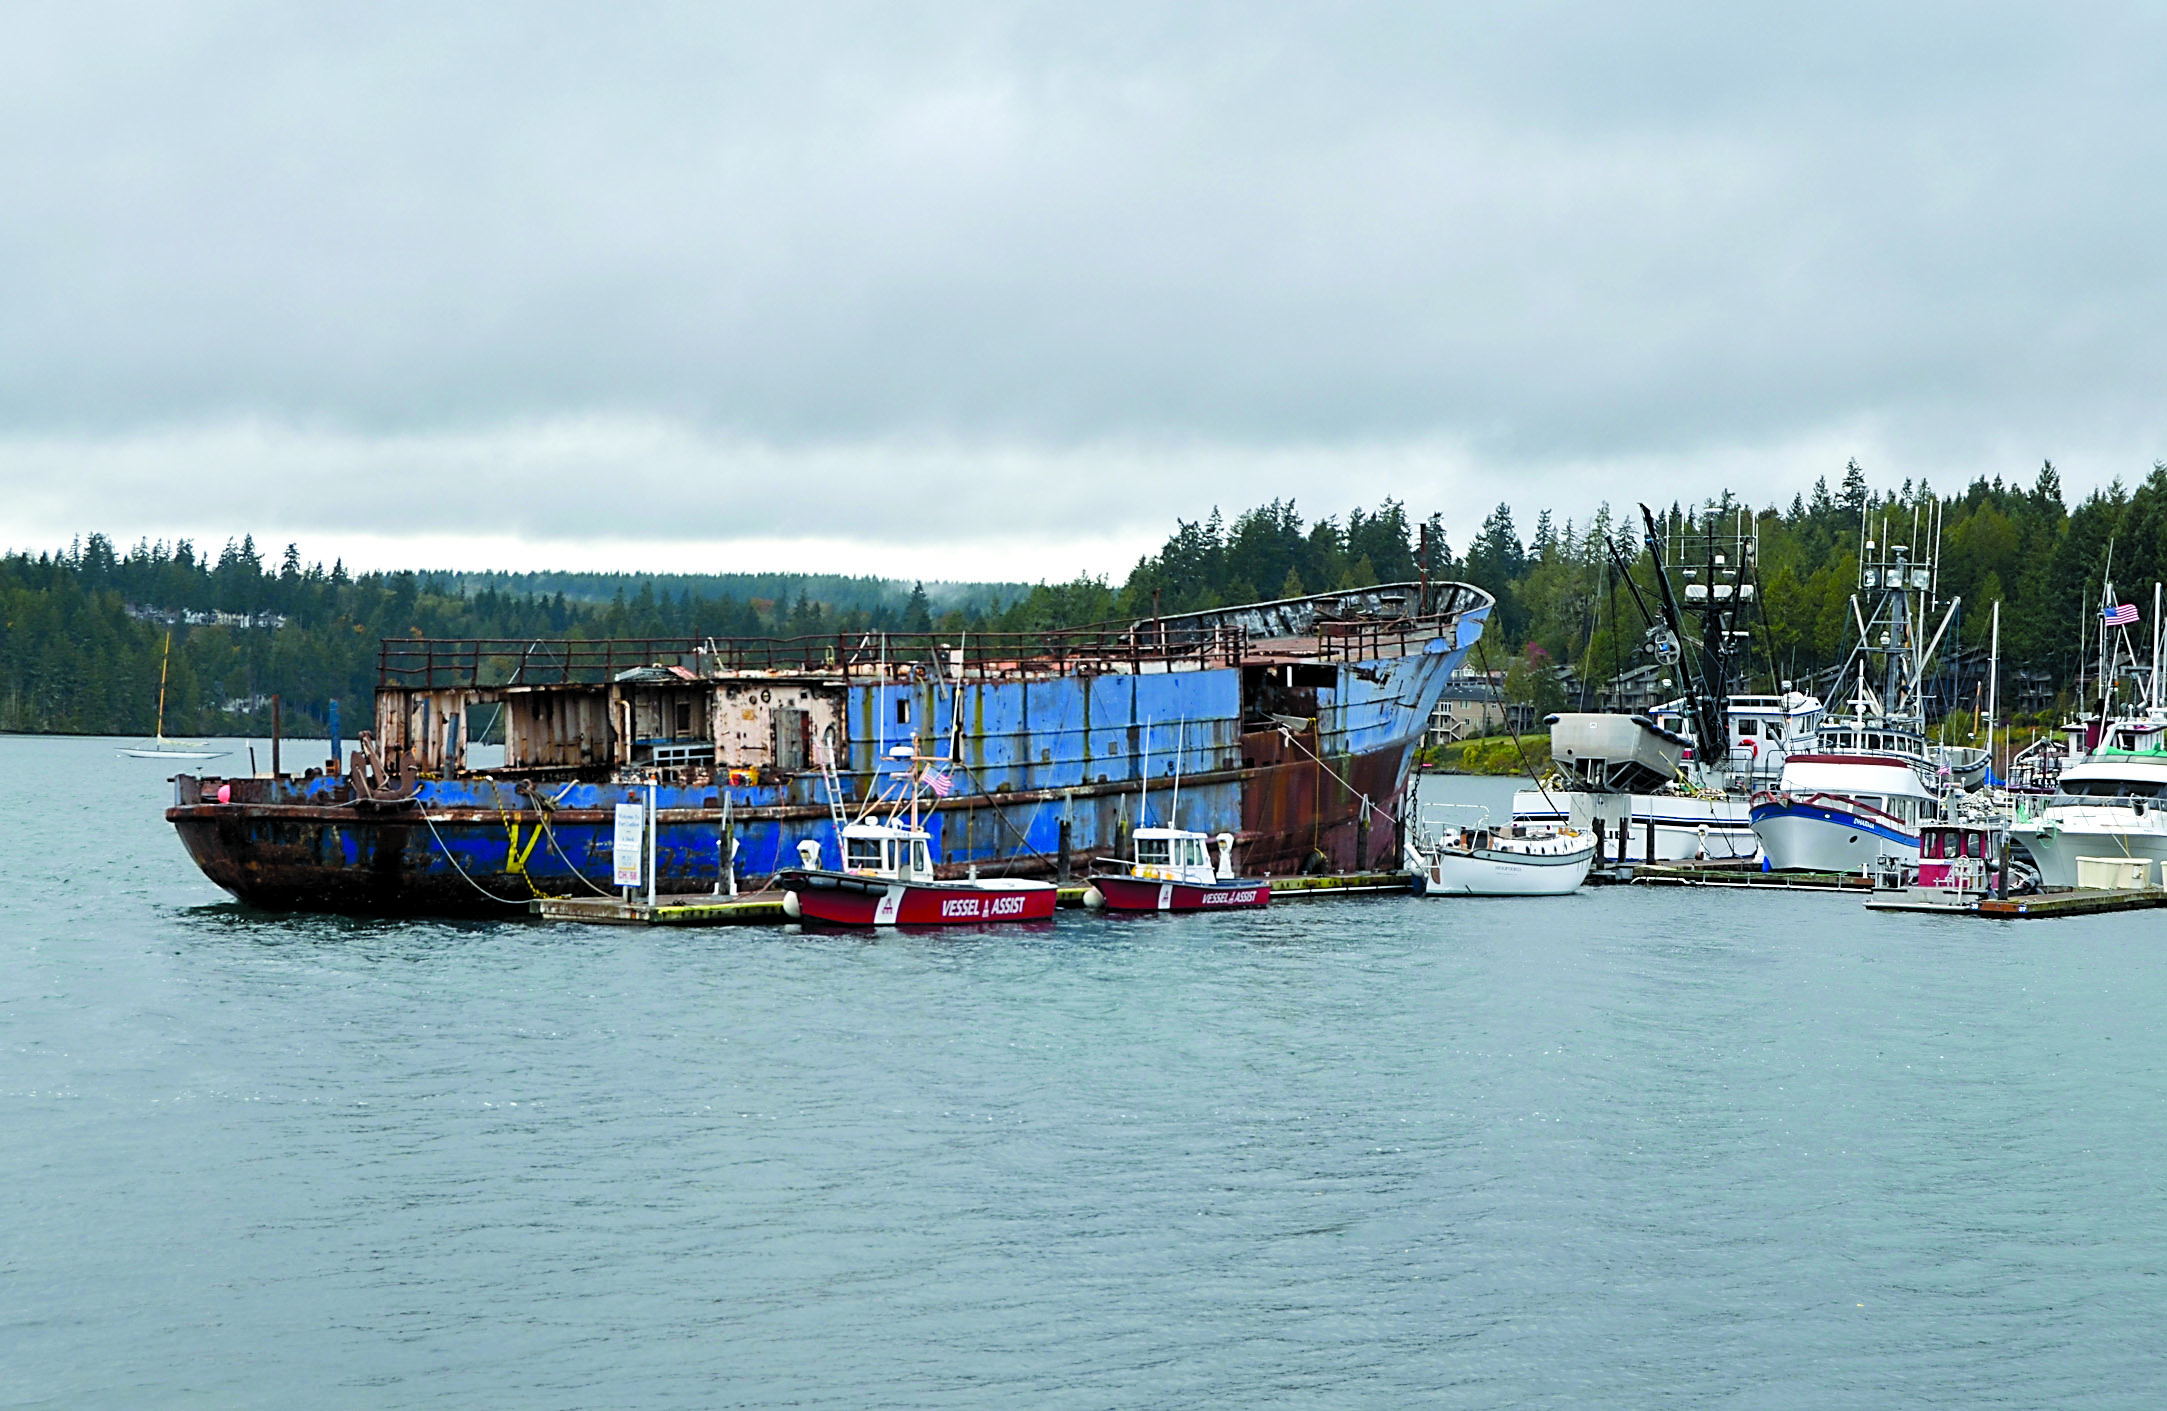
[3,3,2162,580]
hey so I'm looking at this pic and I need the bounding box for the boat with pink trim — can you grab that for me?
[1864,819,2029,912]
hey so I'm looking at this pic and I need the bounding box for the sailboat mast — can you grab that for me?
[2140,580,2158,710]
[2098,540,2116,717]
[1988,600,2000,775]
[156,631,171,740]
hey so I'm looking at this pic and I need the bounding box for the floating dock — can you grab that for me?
[1591,861,1872,891]
[1973,888,2167,919]
[1858,886,2167,918]
[531,870,1419,926]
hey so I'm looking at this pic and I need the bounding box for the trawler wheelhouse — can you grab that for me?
[841,824,935,882]
[1131,829,1214,881]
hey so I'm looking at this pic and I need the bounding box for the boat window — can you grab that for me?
[1739,720,1757,738]
[845,838,882,871]
[1768,721,1784,739]
[2052,779,2167,805]
[896,697,910,725]
[911,841,931,876]
[1922,831,1943,859]
[1136,837,1170,866]
[1965,831,1984,858]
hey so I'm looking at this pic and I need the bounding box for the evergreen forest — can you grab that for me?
[4,458,2164,737]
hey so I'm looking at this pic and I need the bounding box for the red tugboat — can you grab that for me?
[1863,819,2033,913]
[1084,827,1271,912]
[778,752,1057,927]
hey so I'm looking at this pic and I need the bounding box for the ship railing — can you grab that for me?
[376,624,1258,690]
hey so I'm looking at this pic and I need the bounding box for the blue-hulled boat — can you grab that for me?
[166,582,1491,915]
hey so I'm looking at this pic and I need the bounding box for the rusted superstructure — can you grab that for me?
[168,581,1493,915]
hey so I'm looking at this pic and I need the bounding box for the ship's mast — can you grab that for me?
[2140,580,2158,719]
[2097,539,2116,722]
[1845,500,1951,732]
[1987,599,2001,773]
[1638,502,1759,763]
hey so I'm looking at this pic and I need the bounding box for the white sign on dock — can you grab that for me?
[613,803,646,887]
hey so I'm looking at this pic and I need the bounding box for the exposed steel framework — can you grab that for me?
[377,580,1489,691]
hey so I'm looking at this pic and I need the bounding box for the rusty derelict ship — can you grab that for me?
[166,582,1493,916]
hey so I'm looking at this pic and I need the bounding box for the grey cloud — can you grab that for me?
[1,2,2162,528]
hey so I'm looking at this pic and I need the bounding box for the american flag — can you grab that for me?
[925,766,956,797]
[2104,602,2140,627]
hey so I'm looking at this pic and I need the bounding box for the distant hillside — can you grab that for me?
[0,537,1029,737]
[7,472,2138,739]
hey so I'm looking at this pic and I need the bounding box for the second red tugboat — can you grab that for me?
[1084,828,1271,913]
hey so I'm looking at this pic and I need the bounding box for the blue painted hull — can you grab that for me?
[169,604,1488,915]
[1749,797,1917,873]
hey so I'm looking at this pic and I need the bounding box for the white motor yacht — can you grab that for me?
[2010,719,2167,888]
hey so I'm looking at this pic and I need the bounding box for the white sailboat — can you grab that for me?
[118,632,230,761]
[1406,804,1596,895]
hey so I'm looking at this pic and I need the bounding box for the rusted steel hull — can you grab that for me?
[168,730,1431,917]
[1236,727,1411,875]
[172,808,539,916]
[164,580,1493,916]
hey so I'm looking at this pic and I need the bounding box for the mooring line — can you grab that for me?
[419,812,531,908]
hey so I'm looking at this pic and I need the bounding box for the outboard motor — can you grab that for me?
[796,837,823,869]
[1215,832,1236,879]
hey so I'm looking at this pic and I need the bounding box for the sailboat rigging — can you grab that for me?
[119,631,230,761]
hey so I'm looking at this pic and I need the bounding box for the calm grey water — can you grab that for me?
[5,738,2165,1408]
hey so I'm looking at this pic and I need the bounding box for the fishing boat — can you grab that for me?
[1405,806,1596,895]
[778,754,1057,926]
[1513,506,1822,864]
[1521,693,1822,862]
[1752,517,1960,872]
[1084,828,1270,911]
[165,580,1492,915]
[120,632,230,762]
[1750,716,1942,873]
[1864,819,2027,913]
